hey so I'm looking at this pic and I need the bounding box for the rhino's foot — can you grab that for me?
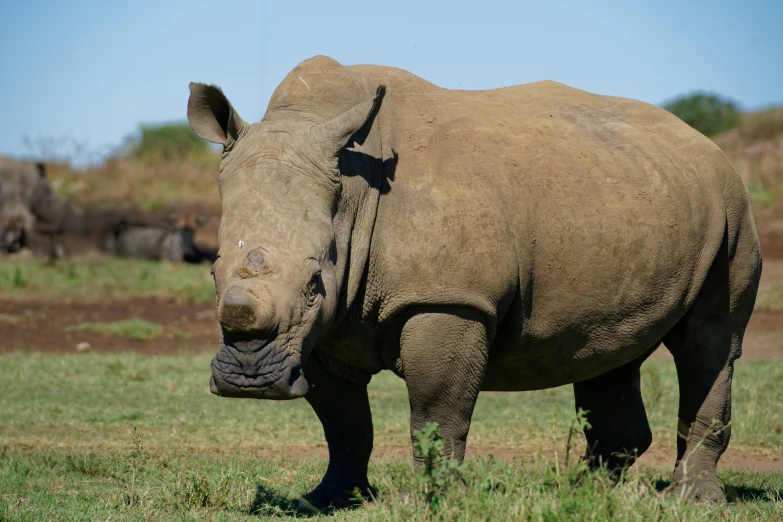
[668,477,724,503]
[298,480,376,512]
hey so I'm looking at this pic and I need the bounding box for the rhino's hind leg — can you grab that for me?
[663,223,761,502]
[573,348,656,476]
[301,351,375,510]
[400,307,489,466]
[664,327,738,502]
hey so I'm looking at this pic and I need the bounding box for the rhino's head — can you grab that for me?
[0,159,87,236]
[0,214,28,253]
[188,78,384,400]
[0,164,35,253]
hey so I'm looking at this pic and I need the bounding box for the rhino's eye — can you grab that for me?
[306,272,321,295]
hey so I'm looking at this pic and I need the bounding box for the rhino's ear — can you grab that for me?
[187,83,248,147]
[311,85,386,154]
[36,162,46,178]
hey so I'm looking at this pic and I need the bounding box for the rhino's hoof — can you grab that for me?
[669,480,725,503]
[298,483,376,512]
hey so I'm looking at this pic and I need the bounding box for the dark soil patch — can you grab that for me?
[0,297,219,354]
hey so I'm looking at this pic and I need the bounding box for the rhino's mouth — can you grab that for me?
[209,336,309,400]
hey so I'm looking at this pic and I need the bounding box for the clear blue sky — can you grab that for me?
[1,0,781,162]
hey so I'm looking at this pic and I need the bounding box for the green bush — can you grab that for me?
[125,122,214,163]
[663,92,740,137]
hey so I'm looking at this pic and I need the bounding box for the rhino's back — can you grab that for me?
[350,65,740,383]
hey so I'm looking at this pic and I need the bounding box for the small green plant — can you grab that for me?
[11,265,27,288]
[563,408,592,475]
[61,261,80,282]
[178,471,232,510]
[412,421,467,508]
[65,318,163,341]
[115,427,150,507]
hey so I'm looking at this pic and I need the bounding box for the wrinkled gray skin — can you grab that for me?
[0,157,86,257]
[188,56,761,508]
[101,212,215,263]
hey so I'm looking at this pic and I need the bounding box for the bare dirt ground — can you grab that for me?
[0,298,220,354]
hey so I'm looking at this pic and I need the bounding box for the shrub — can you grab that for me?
[125,122,215,163]
[663,92,740,137]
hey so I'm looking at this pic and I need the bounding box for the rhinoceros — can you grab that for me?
[0,157,86,258]
[100,209,215,263]
[188,56,761,507]
[0,212,30,253]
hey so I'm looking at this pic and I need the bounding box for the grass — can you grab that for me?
[64,319,163,341]
[0,257,214,304]
[2,448,780,521]
[0,353,781,520]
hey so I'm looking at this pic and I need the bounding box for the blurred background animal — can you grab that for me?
[100,207,216,263]
[0,214,28,253]
[0,156,87,259]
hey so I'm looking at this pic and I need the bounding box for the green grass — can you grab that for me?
[64,319,163,341]
[2,448,780,521]
[0,258,214,303]
[0,354,781,519]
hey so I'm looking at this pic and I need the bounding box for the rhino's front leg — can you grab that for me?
[302,350,375,509]
[400,307,489,465]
